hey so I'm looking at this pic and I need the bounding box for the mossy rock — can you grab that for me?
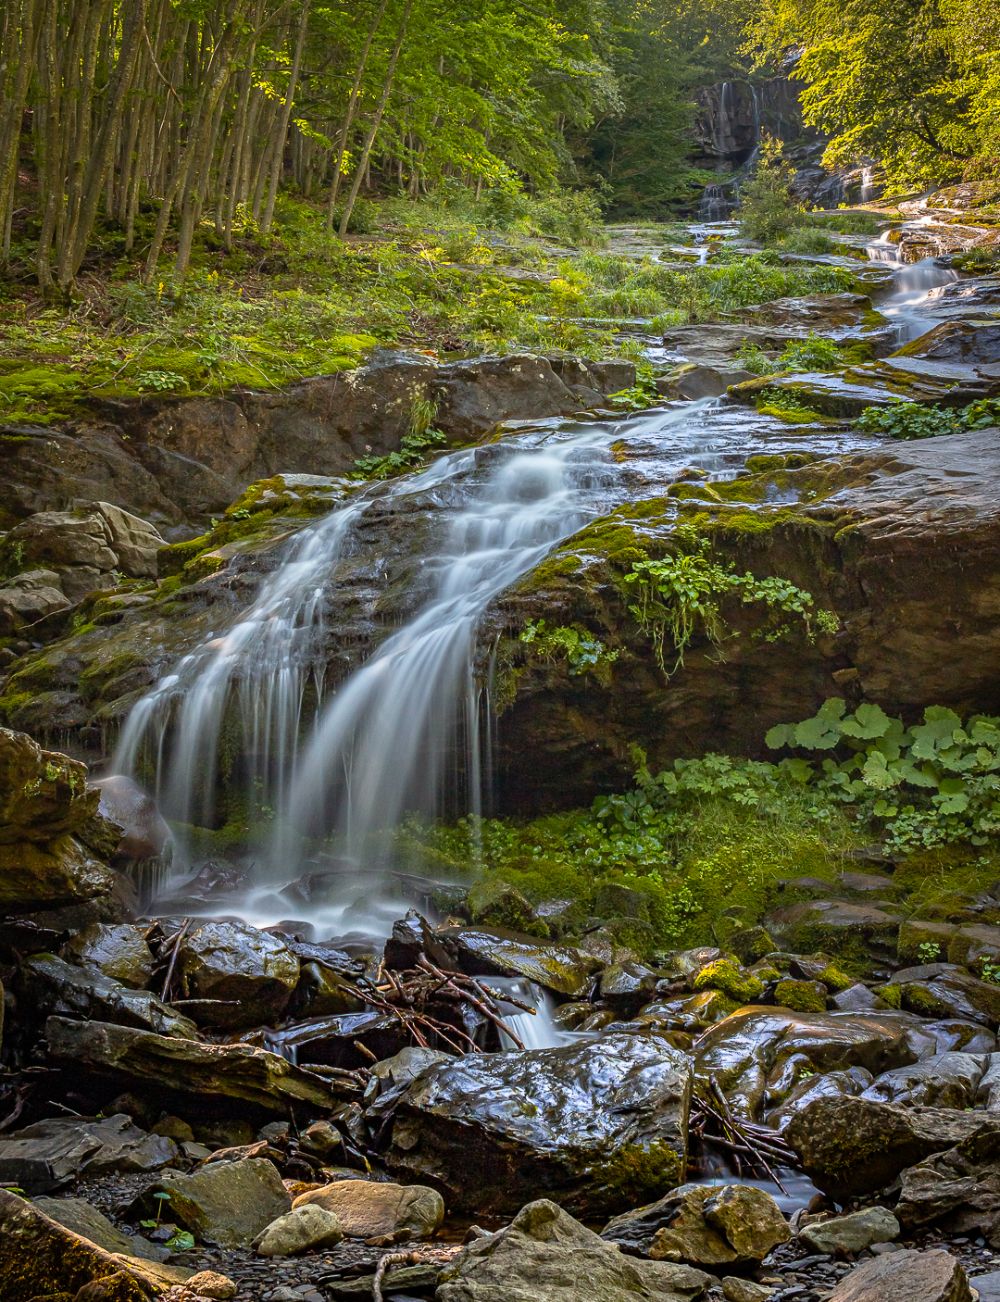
[692,958,765,1004]
[466,880,549,938]
[774,978,828,1013]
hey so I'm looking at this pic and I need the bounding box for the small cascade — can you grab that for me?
[698,183,731,222]
[866,225,959,343]
[491,978,579,1051]
[860,165,876,205]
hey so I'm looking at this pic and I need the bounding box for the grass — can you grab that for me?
[0,196,862,425]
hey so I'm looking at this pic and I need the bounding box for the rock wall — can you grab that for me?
[1,353,635,538]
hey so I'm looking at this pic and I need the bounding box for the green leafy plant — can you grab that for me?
[165,1229,196,1252]
[776,334,843,372]
[620,535,839,676]
[737,133,802,243]
[767,700,1000,851]
[917,940,943,963]
[519,619,619,683]
[351,427,448,481]
[857,398,1000,440]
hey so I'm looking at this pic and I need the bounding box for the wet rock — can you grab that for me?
[798,1206,900,1256]
[23,954,196,1037]
[466,880,548,936]
[92,776,171,863]
[266,1010,406,1070]
[44,1016,342,1114]
[900,919,1000,968]
[293,1178,443,1240]
[33,1196,169,1263]
[825,1247,972,1302]
[862,1051,987,1108]
[253,1204,343,1256]
[639,991,736,1033]
[601,962,660,1012]
[64,922,155,988]
[764,1066,874,1128]
[0,1114,178,1194]
[692,1007,952,1120]
[785,1095,1000,1201]
[831,983,886,1012]
[140,1158,291,1248]
[741,292,874,330]
[670,364,755,400]
[388,1031,691,1217]
[436,1198,712,1302]
[0,1186,186,1300]
[603,1183,789,1266]
[177,921,300,1029]
[434,926,601,998]
[899,319,1000,366]
[885,963,1000,1028]
[896,1126,1000,1241]
[722,1280,773,1302]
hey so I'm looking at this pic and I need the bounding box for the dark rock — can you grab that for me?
[765,1066,874,1128]
[387,1031,691,1217]
[693,1007,957,1120]
[23,953,196,1037]
[825,1247,972,1302]
[177,921,300,1029]
[92,776,171,863]
[32,1196,169,1263]
[885,963,1000,1027]
[44,1016,343,1114]
[434,926,601,998]
[899,319,1000,366]
[0,1115,178,1195]
[436,1198,712,1302]
[896,1126,1000,1242]
[862,1051,987,1108]
[785,1095,1000,1202]
[764,900,902,962]
[63,922,155,988]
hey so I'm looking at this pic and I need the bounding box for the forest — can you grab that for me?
[0,0,997,290]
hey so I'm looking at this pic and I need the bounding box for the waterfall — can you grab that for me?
[866,227,958,343]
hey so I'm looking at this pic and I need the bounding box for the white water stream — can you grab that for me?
[866,226,959,342]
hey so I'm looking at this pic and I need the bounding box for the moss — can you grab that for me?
[597,1137,685,1204]
[774,978,828,1013]
[466,879,549,937]
[818,963,854,993]
[875,983,903,1009]
[693,958,765,1003]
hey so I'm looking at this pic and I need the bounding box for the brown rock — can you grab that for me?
[292,1179,444,1240]
[825,1247,972,1302]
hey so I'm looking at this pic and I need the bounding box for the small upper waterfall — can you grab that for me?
[866,225,959,342]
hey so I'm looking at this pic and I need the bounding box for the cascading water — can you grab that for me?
[114,394,870,935]
[866,225,959,343]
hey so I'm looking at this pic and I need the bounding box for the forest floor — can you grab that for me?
[0,195,893,428]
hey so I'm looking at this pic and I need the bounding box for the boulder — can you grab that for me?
[784,1095,1000,1202]
[896,1126,1000,1242]
[436,1198,712,1302]
[862,1051,987,1108]
[292,1178,443,1240]
[140,1158,290,1248]
[64,922,155,988]
[253,1204,343,1256]
[798,1206,900,1256]
[44,1016,342,1114]
[899,319,1000,366]
[433,926,600,998]
[885,963,1000,1028]
[825,1248,972,1302]
[33,1196,169,1263]
[0,1186,186,1300]
[92,777,171,863]
[765,1066,874,1129]
[388,1032,691,1217]
[23,954,196,1037]
[0,1115,178,1194]
[0,727,99,846]
[763,900,902,962]
[0,568,70,633]
[692,1008,955,1120]
[177,921,300,1029]
[899,919,1000,968]
[602,1183,789,1265]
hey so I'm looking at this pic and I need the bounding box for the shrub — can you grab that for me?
[737,133,802,243]
[857,398,1000,440]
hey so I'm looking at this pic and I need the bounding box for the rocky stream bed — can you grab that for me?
[2,206,1000,1301]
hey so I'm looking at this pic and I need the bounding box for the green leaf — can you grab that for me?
[861,751,898,790]
[166,1230,195,1251]
[765,723,796,750]
[792,698,847,750]
[840,702,893,740]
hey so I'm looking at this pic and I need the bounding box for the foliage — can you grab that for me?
[736,133,802,243]
[351,427,448,480]
[619,532,839,676]
[519,619,619,683]
[857,398,1000,440]
[766,699,1000,851]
